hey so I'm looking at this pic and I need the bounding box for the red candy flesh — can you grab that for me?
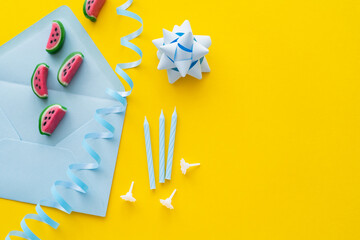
[32,65,48,97]
[59,54,83,86]
[40,105,66,135]
[46,22,62,50]
[85,0,106,19]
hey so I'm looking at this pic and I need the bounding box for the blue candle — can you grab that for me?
[144,117,155,189]
[165,107,177,180]
[159,110,165,183]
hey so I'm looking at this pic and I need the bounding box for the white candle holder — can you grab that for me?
[180,158,200,175]
[120,181,136,202]
[160,189,177,209]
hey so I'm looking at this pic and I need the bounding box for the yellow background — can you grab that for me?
[1,0,360,239]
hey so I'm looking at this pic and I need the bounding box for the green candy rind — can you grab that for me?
[46,20,66,54]
[83,0,97,22]
[57,51,84,87]
[31,63,49,99]
[39,104,67,136]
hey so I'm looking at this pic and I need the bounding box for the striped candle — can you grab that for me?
[144,117,156,189]
[159,110,165,183]
[165,107,177,180]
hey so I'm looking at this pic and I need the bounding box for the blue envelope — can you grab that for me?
[0,6,126,217]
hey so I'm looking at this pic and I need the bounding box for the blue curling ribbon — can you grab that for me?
[6,1,142,239]
[115,0,143,97]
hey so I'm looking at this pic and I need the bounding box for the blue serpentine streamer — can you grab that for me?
[6,1,142,239]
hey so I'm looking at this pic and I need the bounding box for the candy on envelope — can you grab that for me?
[57,51,84,87]
[39,104,67,136]
[31,63,49,98]
[46,20,65,54]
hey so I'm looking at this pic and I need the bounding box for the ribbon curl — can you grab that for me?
[6,0,142,239]
[115,0,143,97]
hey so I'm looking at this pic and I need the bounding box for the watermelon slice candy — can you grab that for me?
[46,20,65,54]
[31,63,49,98]
[39,104,67,136]
[57,52,84,87]
[83,0,106,22]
